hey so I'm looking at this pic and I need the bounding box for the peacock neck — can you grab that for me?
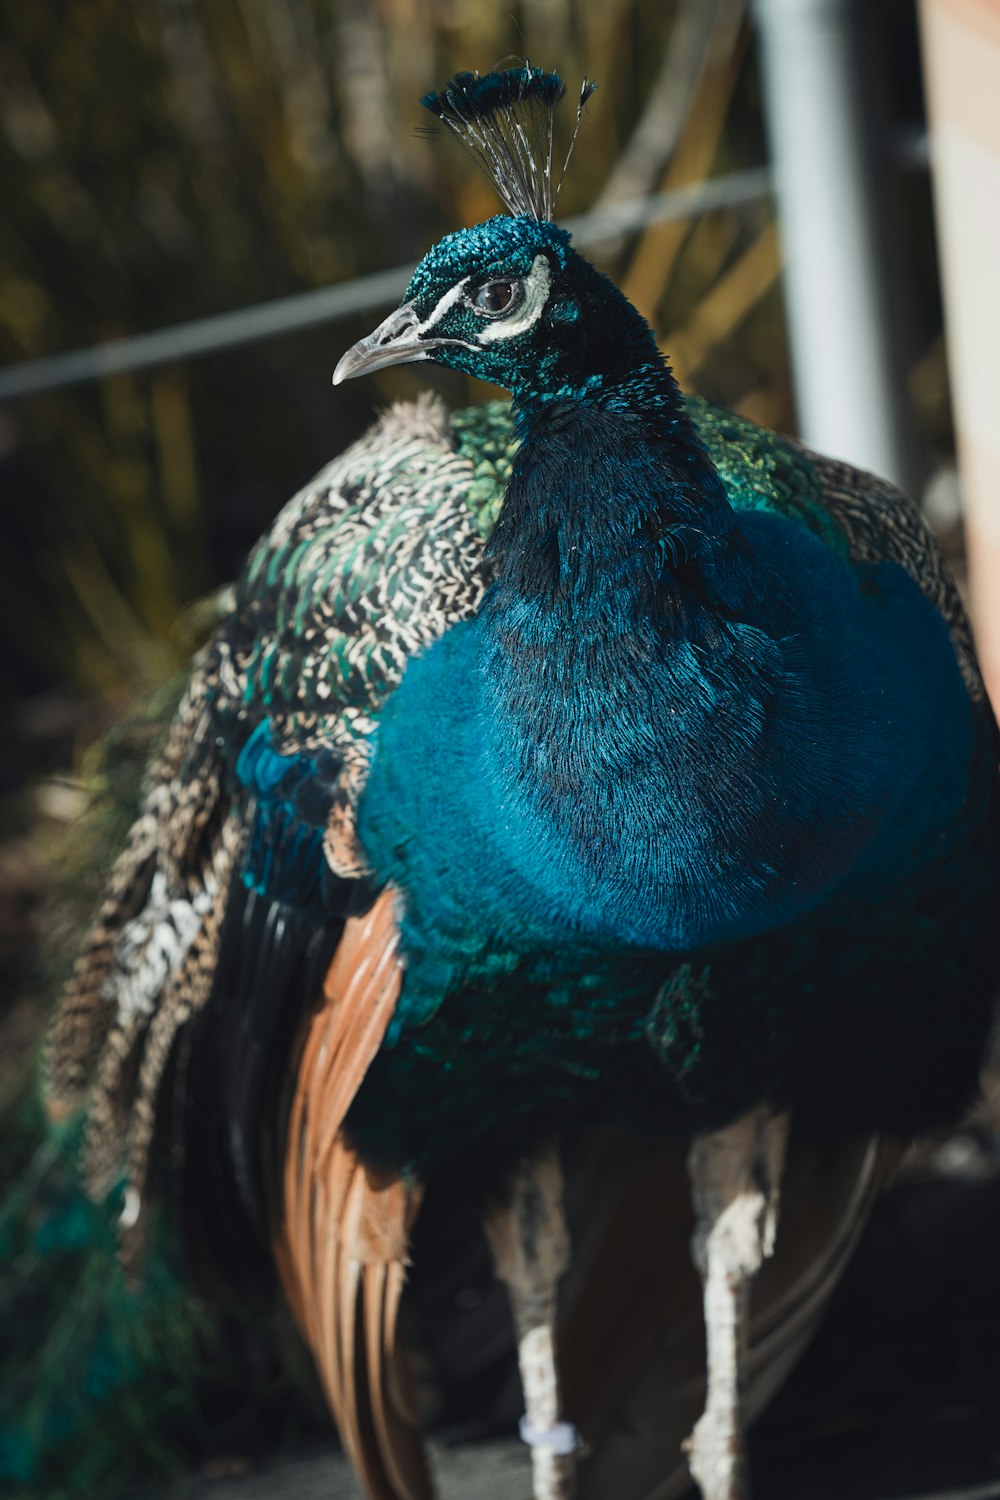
[470,374,778,948]
[481,371,749,657]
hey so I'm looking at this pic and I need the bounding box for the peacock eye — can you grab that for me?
[471,279,522,316]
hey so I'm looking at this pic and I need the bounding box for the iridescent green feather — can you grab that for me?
[685,397,847,554]
[450,399,520,537]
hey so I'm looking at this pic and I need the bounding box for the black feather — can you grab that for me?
[419,64,596,221]
[182,879,342,1282]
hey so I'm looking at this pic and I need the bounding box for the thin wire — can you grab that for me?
[0,168,775,404]
[0,120,930,406]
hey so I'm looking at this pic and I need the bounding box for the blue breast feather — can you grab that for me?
[344,502,998,1166]
[237,501,982,991]
[233,496,995,1161]
[358,509,978,996]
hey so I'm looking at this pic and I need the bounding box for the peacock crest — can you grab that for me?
[419,64,597,222]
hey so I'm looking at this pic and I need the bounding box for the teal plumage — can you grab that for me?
[43,64,1000,1500]
[347,388,995,1169]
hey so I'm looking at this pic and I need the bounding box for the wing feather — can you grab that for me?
[277,887,431,1500]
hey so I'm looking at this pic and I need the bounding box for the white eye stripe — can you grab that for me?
[415,276,472,336]
[479,255,551,344]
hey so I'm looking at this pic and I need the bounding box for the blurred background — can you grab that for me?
[0,0,951,748]
[3,1,1000,1497]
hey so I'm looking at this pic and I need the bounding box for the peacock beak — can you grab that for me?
[333,302,435,385]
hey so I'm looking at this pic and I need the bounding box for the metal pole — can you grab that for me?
[919,0,1000,710]
[752,0,911,489]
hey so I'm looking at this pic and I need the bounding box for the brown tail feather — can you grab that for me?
[277,887,431,1500]
[384,1259,421,1426]
[363,1260,433,1500]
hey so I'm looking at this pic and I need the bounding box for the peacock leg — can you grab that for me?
[483,1142,580,1500]
[684,1107,790,1500]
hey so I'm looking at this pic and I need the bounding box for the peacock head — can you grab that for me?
[333,66,668,406]
[334,214,609,396]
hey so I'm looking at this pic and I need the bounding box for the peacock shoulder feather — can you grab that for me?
[42,393,516,1238]
[687,397,982,701]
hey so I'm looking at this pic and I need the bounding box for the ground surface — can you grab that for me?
[163,1151,1000,1500]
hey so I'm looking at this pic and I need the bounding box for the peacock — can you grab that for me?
[42,65,1000,1500]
